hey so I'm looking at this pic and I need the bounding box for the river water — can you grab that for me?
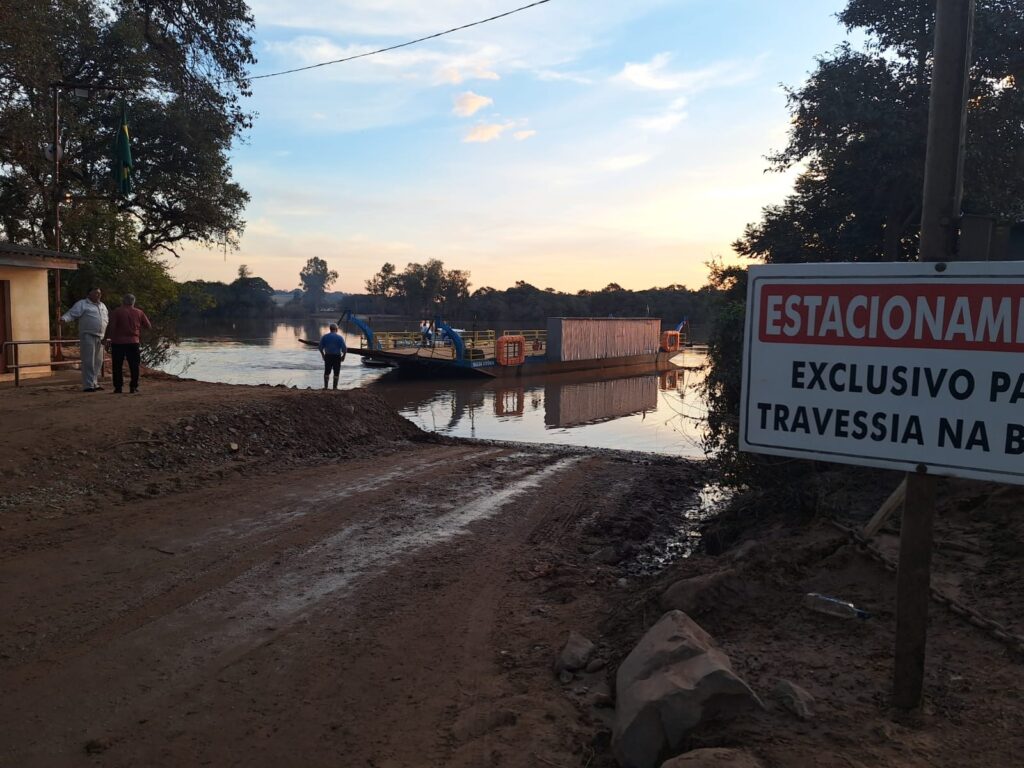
[158,319,710,458]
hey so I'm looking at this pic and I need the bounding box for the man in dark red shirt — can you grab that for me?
[103,294,152,393]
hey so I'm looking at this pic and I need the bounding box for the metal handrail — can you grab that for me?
[502,330,547,357]
[2,338,95,387]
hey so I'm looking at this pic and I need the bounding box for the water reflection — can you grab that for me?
[159,320,709,457]
[368,355,708,458]
[544,374,657,427]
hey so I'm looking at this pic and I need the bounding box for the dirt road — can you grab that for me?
[1,376,701,766]
[2,444,591,765]
[4,374,1024,767]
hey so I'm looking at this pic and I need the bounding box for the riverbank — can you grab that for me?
[1,373,1021,766]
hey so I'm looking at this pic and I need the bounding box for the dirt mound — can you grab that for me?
[0,379,428,551]
[150,387,424,463]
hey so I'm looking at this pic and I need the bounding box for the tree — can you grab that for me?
[65,213,179,364]
[734,1,1024,265]
[0,0,254,257]
[710,0,1024,487]
[365,262,398,297]
[440,268,471,316]
[229,275,274,315]
[299,257,338,312]
[237,264,252,279]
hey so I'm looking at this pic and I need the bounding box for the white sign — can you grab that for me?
[740,261,1024,484]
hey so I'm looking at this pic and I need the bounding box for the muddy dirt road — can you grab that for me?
[0,377,700,766]
[3,445,588,765]
[6,375,1024,767]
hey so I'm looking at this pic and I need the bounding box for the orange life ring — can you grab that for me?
[496,335,526,366]
[660,330,681,353]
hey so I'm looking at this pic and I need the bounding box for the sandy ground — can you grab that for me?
[1,372,1023,767]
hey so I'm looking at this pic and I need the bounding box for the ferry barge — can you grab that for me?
[340,311,687,379]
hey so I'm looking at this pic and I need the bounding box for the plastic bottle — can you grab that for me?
[803,592,871,620]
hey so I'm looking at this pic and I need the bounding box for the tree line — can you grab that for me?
[357,259,718,330]
[173,257,722,337]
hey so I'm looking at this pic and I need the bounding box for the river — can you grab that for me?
[158,318,710,458]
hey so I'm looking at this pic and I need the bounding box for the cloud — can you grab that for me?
[597,154,652,172]
[535,69,593,85]
[513,130,536,141]
[636,108,687,133]
[463,122,512,143]
[437,65,500,85]
[453,91,494,117]
[265,36,503,86]
[614,53,758,93]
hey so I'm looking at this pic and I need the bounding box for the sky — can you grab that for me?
[171,0,851,294]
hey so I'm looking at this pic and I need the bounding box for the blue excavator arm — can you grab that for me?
[339,309,378,350]
[433,315,465,360]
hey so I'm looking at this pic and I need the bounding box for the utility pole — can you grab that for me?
[893,0,975,710]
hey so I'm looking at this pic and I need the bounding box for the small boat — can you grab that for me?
[298,338,320,347]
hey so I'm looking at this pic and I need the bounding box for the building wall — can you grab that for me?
[546,318,661,362]
[0,266,52,369]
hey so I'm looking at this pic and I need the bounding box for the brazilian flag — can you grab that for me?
[112,102,133,196]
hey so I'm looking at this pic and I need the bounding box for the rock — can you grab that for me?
[84,738,112,755]
[613,611,762,768]
[590,546,622,564]
[592,692,614,708]
[726,540,761,561]
[659,569,739,615]
[585,657,607,673]
[771,679,814,720]
[554,631,595,674]
[558,669,574,685]
[660,748,765,767]
[228,442,239,452]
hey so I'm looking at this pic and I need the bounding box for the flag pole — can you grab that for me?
[51,83,63,361]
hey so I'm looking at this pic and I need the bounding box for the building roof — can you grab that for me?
[0,241,83,270]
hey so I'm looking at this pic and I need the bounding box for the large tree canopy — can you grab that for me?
[735,0,1024,265]
[705,1,1024,487]
[299,257,339,312]
[0,0,255,257]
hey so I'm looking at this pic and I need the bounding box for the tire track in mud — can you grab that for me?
[1,447,582,764]
[0,445,498,672]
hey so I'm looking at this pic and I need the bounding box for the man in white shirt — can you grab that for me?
[61,287,109,392]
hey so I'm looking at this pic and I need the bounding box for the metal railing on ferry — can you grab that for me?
[502,329,547,357]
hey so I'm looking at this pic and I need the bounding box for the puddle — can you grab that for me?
[626,482,731,576]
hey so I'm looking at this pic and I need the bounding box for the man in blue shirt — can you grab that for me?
[318,323,347,390]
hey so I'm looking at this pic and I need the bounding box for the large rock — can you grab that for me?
[659,569,739,615]
[660,748,765,768]
[613,611,762,768]
[553,631,595,674]
[771,679,814,720]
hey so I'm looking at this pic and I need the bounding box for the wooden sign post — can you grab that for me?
[893,0,975,710]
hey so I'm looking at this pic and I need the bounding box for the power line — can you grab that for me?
[240,0,553,84]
